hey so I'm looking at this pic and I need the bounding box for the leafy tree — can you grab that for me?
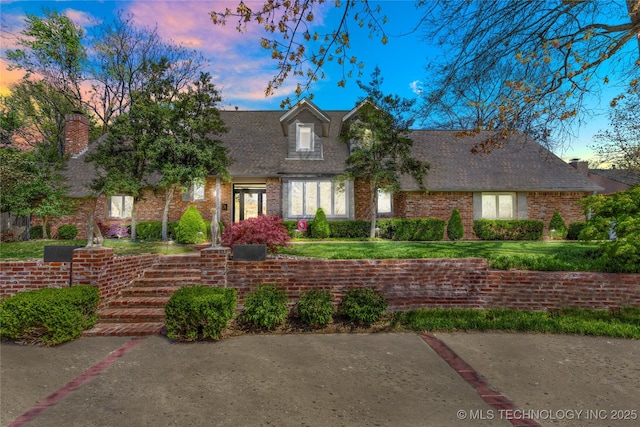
[590,89,640,170]
[150,72,232,241]
[338,67,428,238]
[580,185,640,272]
[6,9,86,108]
[0,149,73,237]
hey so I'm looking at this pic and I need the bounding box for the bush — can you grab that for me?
[447,209,464,240]
[548,211,568,240]
[329,220,371,239]
[165,286,237,341]
[242,284,289,329]
[473,219,544,240]
[57,224,78,240]
[175,206,207,244]
[221,215,291,253]
[310,208,330,239]
[137,222,163,241]
[378,218,445,241]
[29,225,49,239]
[0,286,99,345]
[107,223,130,239]
[297,289,336,327]
[340,288,387,325]
[566,222,586,240]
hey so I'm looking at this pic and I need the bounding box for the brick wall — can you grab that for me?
[200,249,640,311]
[1,248,157,308]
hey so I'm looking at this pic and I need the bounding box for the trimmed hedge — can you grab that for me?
[0,286,99,345]
[329,220,371,238]
[242,284,289,329]
[447,209,464,240]
[378,218,446,241]
[57,224,79,240]
[165,286,237,341]
[473,219,544,240]
[137,221,179,241]
[175,206,208,244]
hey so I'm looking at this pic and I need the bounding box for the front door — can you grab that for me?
[233,185,266,222]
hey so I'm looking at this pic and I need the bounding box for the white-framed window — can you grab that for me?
[289,180,347,217]
[377,189,392,214]
[296,123,314,152]
[182,181,205,202]
[481,193,516,219]
[109,195,134,218]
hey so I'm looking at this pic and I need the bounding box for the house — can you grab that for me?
[569,160,640,194]
[45,100,602,240]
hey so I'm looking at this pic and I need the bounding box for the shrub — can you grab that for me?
[108,223,130,239]
[221,215,291,253]
[0,286,99,345]
[548,211,568,239]
[310,208,330,239]
[29,225,49,239]
[378,218,445,241]
[340,288,387,325]
[242,284,289,329]
[473,219,543,240]
[297,289,336,327]
[175,206,207,244]
[57,224,78,240]
[447,209,464,240]
[165,286,237,341]
[329,220,370,238]
[137,222,163,241]
[566,222,586,240]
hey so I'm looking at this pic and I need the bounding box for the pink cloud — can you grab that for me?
[63,9,100,27]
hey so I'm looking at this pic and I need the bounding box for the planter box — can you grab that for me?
[232,244,267,261]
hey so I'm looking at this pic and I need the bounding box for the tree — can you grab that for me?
[211,1,640,150]
[150,72,232,241]
[338,67,428,238]
[590,89,640,170]
[0,148,74,237]
[6,9,86,110]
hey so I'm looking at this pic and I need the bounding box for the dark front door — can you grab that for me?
[233,185,266,222]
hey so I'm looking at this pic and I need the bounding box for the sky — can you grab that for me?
[0,0,623,162]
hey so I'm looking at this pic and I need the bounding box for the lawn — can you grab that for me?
[0,239,198,261]
[280,240,604,272]
[0,239,607,272]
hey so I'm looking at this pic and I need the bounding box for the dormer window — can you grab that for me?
[296,123,314,152]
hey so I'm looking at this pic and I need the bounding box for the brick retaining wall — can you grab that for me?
[201,248,640,311]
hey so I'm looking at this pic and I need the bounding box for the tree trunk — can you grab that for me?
[130,199,138,241]
[369,181,378,239]
[42,216,49,239]
[162,186,175,241]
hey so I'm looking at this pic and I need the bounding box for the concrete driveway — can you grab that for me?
[1,333,638,426]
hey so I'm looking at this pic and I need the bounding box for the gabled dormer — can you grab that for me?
[340,100,378,153]
[279,98,330,160]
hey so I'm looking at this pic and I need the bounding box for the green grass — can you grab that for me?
[394,307,640,339]
[281,241,604,271]
[0,239,198,261]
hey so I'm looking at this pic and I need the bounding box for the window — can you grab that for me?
[296,123,314,151]
[182,181,205,202]
[109,195,133,218]
[482,193,515,219]
[289,180,347,217]
[377,190,392,214]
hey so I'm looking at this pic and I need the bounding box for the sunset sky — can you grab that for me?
[0,0,624,161]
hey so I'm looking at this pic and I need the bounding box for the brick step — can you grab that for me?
[108,296,171,308]
[142,268,200,278]
[83,322,166,337]
[97,308,166,323]
[121,286,182,298]
[131,277,201,287]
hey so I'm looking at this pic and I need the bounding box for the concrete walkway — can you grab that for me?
[1,333,638,426]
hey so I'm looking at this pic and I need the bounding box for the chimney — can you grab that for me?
[569,158,589,175]
[64,112,89,157]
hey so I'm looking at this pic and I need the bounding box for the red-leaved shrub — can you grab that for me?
[221,215,291,253]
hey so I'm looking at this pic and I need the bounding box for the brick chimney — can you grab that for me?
[64,112,89,157]
[569,158,589,175]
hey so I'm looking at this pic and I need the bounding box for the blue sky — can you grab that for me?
[0,0,619,161]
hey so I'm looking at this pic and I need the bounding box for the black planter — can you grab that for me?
[232,244,267,261]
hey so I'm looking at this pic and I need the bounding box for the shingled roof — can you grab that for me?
[62,108,602,197]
